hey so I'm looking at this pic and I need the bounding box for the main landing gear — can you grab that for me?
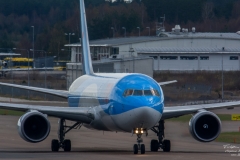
[150,120,171,152]
[51,118,82,152]
[133,128,146,154]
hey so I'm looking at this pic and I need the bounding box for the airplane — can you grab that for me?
[0,0,240,154]
[0,53,21,77]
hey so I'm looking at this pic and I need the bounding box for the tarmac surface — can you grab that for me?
[0,98,240,159]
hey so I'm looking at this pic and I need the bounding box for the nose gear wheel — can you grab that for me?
[133,134,145,154]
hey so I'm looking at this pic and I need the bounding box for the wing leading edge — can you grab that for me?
[162,101,240,119]
[158,80,177,86]
[0,82,69,98]
[0,102,94,123]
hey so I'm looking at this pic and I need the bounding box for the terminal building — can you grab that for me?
[66,26,240,72]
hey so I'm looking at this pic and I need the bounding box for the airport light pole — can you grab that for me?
[129,47,135,73]
[160,14,165,30]
[31,26,35,68]
[222,48,224,101]
[44,51,46,100]
[13,48,30,99]
[57,42,60,62]
[122,27,126,37]
[146,27,150,36]
[137,27,140,37]
[111,27,114,38]
[11,54,13,100]
[65,33,75,56]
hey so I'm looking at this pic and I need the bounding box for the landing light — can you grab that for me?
[133,128,146,134]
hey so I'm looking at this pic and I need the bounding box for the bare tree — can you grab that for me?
[202,2,215,22]
[232,1,240,18]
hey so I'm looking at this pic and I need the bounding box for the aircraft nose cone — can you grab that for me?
[112,107,162,132]
[132,107,161,128]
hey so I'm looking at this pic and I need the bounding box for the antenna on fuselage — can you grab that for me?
[79,0,94,75]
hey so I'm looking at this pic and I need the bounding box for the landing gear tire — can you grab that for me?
[51,119,81,152]
[150,139,159,152]
[163,140,171,152]
[140,144,145,154]
[63,139,71,152]
[51,139,59,152]
[150,120,171,152]
[133,144,138,154]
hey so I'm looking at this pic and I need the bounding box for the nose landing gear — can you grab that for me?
[133,128,146,154]
[133,134,145,154]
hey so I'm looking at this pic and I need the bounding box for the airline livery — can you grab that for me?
[0,0,240,154]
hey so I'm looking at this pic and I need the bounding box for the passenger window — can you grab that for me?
[124,89,133,97]
[133,90,143,96]
[144,90,152,96]
[152,90,160,96]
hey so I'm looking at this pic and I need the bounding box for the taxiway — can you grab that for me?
[0,98,240,159]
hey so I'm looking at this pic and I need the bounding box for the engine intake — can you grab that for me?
[189,110,221,142]
[18,111,50,143]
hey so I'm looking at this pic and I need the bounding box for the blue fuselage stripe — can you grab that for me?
[68,74,164,116]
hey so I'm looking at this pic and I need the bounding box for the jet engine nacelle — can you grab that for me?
[18,111,51,143]
[189,110,221,142]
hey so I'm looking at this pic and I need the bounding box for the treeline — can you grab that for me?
[0,0,240,58]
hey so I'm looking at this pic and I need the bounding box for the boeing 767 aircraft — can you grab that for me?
[0,0,240,154]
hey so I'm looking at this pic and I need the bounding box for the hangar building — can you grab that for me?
[66,27,240,71]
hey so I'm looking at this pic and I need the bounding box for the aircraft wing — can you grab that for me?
[0,68,54,71]
[0,82,69,98]
[0,53,21,56]
[0,102,94,123]
[162,101,240,119]
[158,80,177,85]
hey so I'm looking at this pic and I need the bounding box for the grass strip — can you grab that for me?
[216,132,240,144]
[0,109,24,116]
[167,114,231,122]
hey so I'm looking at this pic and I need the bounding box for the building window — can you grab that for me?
[111,47,119,55]
[180,56,198,60]
[149,56,158,60]
[230,56,238,60]
[75,54,78,62]
[200,56,209,60]
[160,56,178,60]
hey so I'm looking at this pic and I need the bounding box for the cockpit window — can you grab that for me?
[152,89,160,96]
[144,90,152,96]
[123,89,133,97]
[133,90,143,96]
[123,89,160,97]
